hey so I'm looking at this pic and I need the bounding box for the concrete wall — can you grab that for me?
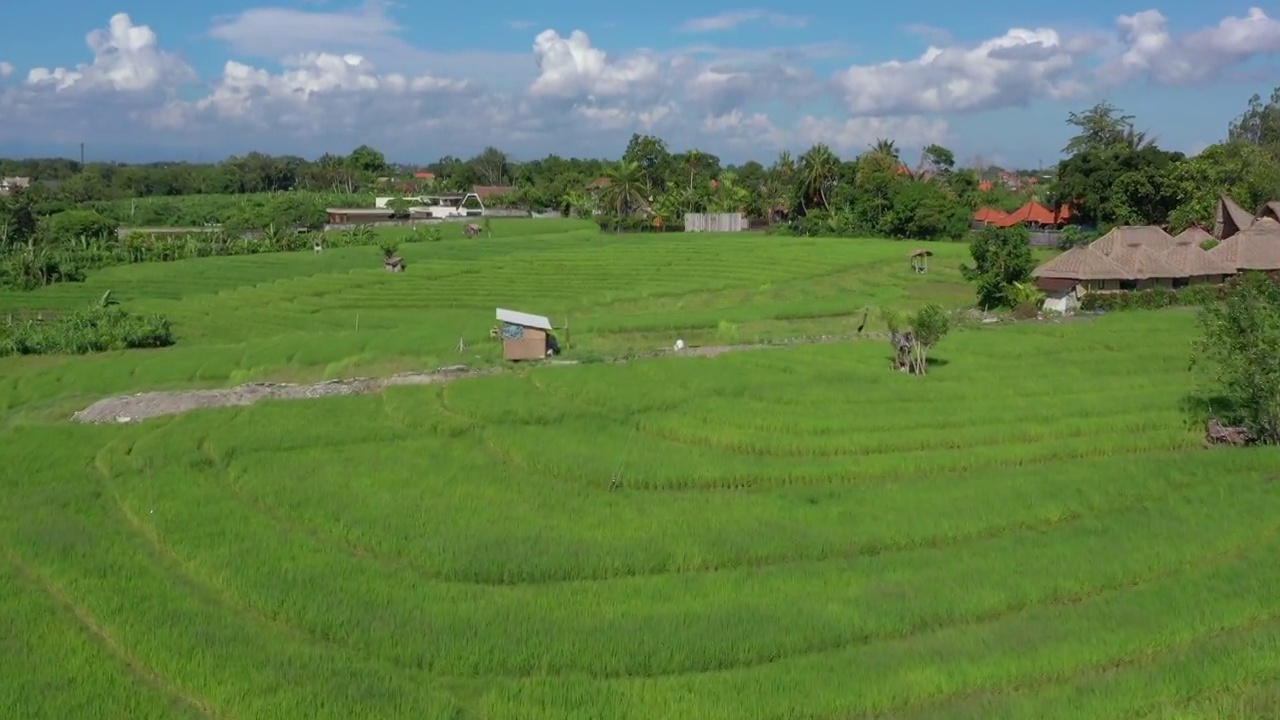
[684,213,748,232]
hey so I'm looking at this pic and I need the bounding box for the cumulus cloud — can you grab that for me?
[834,27,1090,116]
[1101,7,1280,86]
[4,7,1280,161]
[678,10,808,33]
[704,110,950,155]
[24,13,194,93]
[164,53,477,136]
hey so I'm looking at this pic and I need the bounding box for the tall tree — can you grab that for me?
[1228,85,1280,150]
[799,144,839,212]
[1062,101,1138,155]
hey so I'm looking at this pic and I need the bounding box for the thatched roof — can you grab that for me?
[1207,217,1280,271]
[1097,242,1189,279]
[1259,201,1280,222]
[1032,246,1132,280]
[1163,241,1236,277]
[1174,226,1215,245]
[1089,225,1177,254]
[1215,195,1254,239]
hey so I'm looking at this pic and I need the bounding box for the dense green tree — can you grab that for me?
[1191,272,1280,444]
[961,225,1034,309]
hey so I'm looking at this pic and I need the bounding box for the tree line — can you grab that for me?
[1,85,1278,292]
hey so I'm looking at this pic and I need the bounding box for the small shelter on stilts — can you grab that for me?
[909,249,933,274]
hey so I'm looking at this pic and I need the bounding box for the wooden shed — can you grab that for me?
[496,308,553,361]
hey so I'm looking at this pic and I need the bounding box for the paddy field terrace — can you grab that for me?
[1,219,1278,719]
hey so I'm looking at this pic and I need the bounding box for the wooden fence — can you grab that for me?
[684,213,748,232]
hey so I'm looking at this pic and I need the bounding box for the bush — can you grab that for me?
[1078,284,1224,311]
[0,305,174,356]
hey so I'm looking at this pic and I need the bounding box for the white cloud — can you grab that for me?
[4,8,1280,162]
[704,110,950,155]
[163,52,478,137]
[24,13,194,92]
[1101,7,1280,86]
[678,10,809,33]
[835,26,1090,116]
[0,62,12,79]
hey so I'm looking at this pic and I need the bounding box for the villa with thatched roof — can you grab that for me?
[1032,246,1132,313]
[1089,225,1178,254]
[1214,195,1255,240]
[1258,201,1280,223]
[1173,226,1216,247]
[1031,224,1245,313]
[1206,217,1280,274]
[1163,239,1235,284]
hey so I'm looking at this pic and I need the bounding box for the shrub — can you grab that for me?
[1078,284,1224,312]
[0,304,174,357]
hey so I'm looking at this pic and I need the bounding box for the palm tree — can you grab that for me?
[598,160,647,230]
[870,138,899,159]
[685,149,703,191]
[798,144,839,212]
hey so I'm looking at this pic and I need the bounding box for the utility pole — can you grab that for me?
[80,142,85,166]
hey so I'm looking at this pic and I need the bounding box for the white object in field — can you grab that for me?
[674,339,686,351]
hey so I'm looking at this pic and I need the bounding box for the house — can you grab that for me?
[1257,201,1280,223]
[473,186,516,202]
[1163,237,1236,286]
[1032,246,1132,313]
[325,208,395,224]
[972,206,1008,226]
[1206,217,1280,273]
[1089,225,1178,254]
[495,307,556,361]
[1214,195,1254,240]
[0,176,31,194]
[1032,225,1234,312]
[992,199,1072,229]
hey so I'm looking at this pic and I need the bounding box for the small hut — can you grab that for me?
[909,249,933,274]
[496,308,554,361]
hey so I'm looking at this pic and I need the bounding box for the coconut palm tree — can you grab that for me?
[870,138,899,159]
[799,143,839,212]
[598,160,647,230]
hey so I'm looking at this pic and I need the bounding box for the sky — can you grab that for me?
[0,1,1278,168]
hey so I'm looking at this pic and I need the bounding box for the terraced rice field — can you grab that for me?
[2,222,1278,718]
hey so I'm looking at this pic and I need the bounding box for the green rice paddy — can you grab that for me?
[1,220,1277,719]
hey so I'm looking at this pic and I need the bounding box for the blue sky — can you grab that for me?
[0,1,1277,167]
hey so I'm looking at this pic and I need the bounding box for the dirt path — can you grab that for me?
[70,312,1072,424]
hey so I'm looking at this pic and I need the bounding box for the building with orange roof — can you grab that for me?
[972,207,1008,225]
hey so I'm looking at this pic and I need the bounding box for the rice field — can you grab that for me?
[2,221,1278,719]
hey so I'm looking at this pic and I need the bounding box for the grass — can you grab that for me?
[2,219,1277,719]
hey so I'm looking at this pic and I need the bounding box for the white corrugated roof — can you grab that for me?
[496,307,553,330]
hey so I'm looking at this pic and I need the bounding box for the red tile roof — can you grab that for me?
[973,206,1008,224]
[473,185,516,200]
[993,200,1066,227]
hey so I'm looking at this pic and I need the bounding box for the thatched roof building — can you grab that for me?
[1163,240,1236,277]
[1214,195,1255,240]
[1095,242,1189,279]
[1207,217,1280,271]
[1089,225,1177,254]
[1258,201,1280,222]
[1173,226,1215,245]
[1032,246,1131,282]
